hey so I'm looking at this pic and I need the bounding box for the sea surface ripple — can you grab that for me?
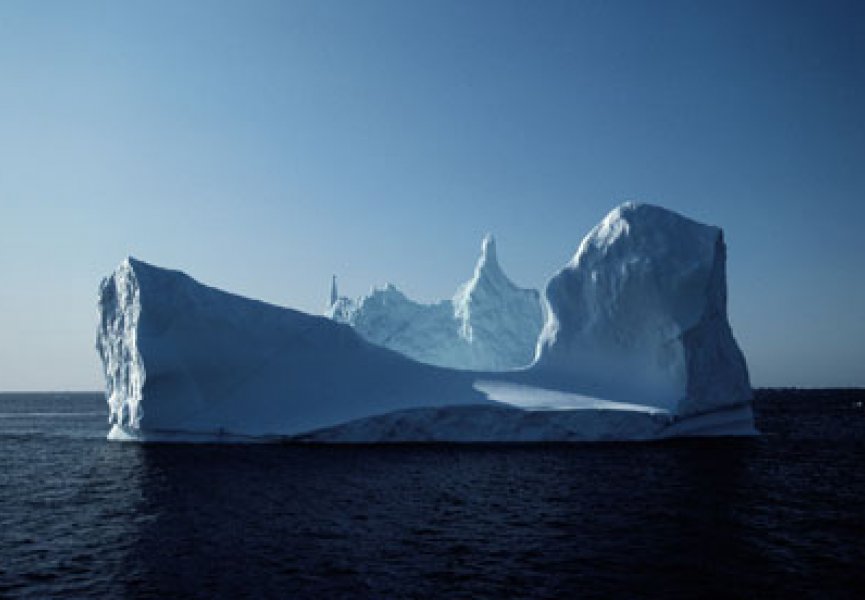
[1,390,863,598]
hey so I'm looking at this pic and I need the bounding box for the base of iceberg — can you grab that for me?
[97,203,758,443]
[106,400,756,443]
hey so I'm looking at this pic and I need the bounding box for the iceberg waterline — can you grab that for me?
[97,203,757,442]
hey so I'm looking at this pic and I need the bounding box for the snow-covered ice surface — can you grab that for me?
[97,203,757,442]
[327,235,544,371]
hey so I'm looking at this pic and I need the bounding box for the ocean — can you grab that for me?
[1,390,863,598]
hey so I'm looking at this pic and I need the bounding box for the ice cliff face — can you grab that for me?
[96,202,756,442]
[531,203,752,418]
[327,235,544,371]
[97,259,145,430]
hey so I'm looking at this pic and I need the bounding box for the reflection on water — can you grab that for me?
[1,391,863,598]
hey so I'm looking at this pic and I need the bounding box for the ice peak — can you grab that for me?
[570,202,719,268]
[534,201,749,417]
[472,233,506,284]
[329,275,338,308]
[120,256,139,272]
[481,233,497,264]
[607,202,710,232]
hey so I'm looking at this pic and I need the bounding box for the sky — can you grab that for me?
[1,0,863,390]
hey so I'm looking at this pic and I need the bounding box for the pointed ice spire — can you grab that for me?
[329,275,338,308]
[481,233,497,266]
[475,233,504,281]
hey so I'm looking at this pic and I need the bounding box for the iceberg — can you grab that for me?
[327,235,544,371]
[97,203,756,442]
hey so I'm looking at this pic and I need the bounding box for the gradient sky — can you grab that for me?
[1,0,863,390]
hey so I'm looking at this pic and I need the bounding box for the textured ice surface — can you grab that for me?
[295,403,671,443]
[327,235,544,371]
[97,259,144,430]
[97,258,491,440]
[97,203,756,442]
[531,203,753,419]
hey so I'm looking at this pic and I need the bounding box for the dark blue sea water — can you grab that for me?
[1,391,863,599]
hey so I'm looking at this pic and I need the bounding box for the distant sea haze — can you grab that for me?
[1,389,863,597]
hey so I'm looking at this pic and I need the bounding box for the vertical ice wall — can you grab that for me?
[96,259,145,430]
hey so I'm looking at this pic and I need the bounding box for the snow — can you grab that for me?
[97,203,757,443]
[326,234,544,371]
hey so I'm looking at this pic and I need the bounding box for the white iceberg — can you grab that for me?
[327,234,544,371]
[97,203,756,442]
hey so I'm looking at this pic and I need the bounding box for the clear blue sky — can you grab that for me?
[1,0,863,390]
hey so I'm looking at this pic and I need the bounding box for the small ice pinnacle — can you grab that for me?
[329,275,338,308]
